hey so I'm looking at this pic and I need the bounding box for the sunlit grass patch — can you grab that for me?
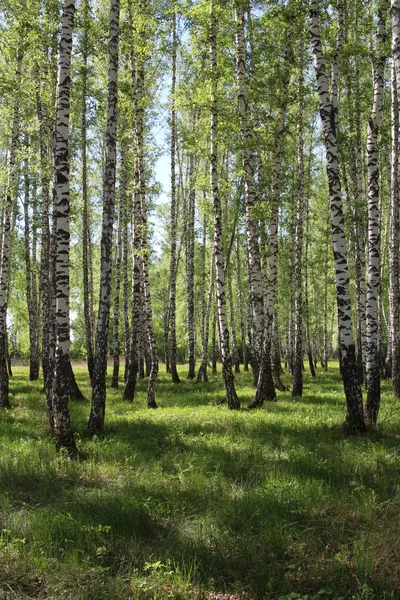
[1,362,400,599]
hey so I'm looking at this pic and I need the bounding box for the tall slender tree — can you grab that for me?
[0,51,21,409]
[391,0,400,396]
[364,0,389,424]
[36,79,53,404]
[132,0,158,408]
[111,157,125,389]
[197,245,214,383]
[210,0,239,409]
[292,35,305,397]
[123,35,142,402]
[80,0,95,384]
[23,143,40,382]
[168,5,180,384]
[88,0,120,432]
[235,0,275,406]
[49,0,77,454]
[264,36,292,393]
[309,0,365,432]
[186,149,197,379]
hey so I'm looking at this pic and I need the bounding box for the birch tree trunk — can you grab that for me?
[235,0,264,382]
[132,4,159,407]
[345,8,367,385]
[309,0,365,432]
[0,52,21,409]
[264,39,291,395]
[292,37,305,397]
[235,0,274,405]
[36,85,54,414]
[163,280,170,373]
[364,0,389,424]
[23,144,40,382]
[88,0,120,431]
[141,187,159,408]
[197,247,214,383]
[391,1,400,396]
[323,222,329,371]
[186,150,196,379]
[197,212,208,382]
[168,6,180,384]
[228,273,240,373]
[81,0,95,385]
[236,227,248,371]
[123,104,142,401]
[305,142,316,378]
[212,303,217,373]
[49,0,77,454]
[31,182,40,381]
[111,159,125,389]
[210,0,239,409]
[122,179,131,382]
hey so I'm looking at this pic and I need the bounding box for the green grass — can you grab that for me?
[1,362,400,599]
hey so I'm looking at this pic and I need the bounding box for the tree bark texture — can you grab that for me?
[236,227,248,371]
[89,0,120,432]
[292,38,305,397]
[197,249,214,383]
[0,53,21,409]
[23,147,40,382]
[122,163,131,383]
[186,150,196,379]
[50,0,77,454]
[235,0,264,387]
[168,8,181,384]
[263,36,292,399]
[197,213,208,382]
[36,85,54,419]
[210,0,239,409]
[123,136,142,401]
[235,0,275,405]
[364,0,388,424]
[111,159,125,389]
[81,0,95,385]
[127,4,159,407]
[391,1,400,396]
[309,0,365,433]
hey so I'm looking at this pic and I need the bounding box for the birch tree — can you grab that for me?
[391,0,400,396]
[127,0,159,408]
[111,160,124,389]
[23,145,40,382]
[80,0,95,384]
[364,0,389,424]
[186,149,196,379]
[210,0,239,409]
[36,75,54,401]
[88,0,120,432]
[168,6,180,384]
[49,0,77,453]
[235,0,275,406]
[292,35,305,397]
[309,0,365,432]
[0,51,21,409]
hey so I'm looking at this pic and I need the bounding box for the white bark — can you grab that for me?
[309,0,365,432]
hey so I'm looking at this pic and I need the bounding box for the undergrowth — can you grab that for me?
[1,362,400,599]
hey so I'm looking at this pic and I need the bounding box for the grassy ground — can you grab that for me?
[1,362,400,600]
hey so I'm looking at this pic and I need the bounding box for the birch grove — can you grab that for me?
[1,0,400,441]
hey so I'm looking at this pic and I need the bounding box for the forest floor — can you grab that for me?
[1,362,400,600]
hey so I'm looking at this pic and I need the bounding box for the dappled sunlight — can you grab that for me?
[1,364,400,599]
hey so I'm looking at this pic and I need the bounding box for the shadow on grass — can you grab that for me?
[2,364,400,598]
[2,417,399,598]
